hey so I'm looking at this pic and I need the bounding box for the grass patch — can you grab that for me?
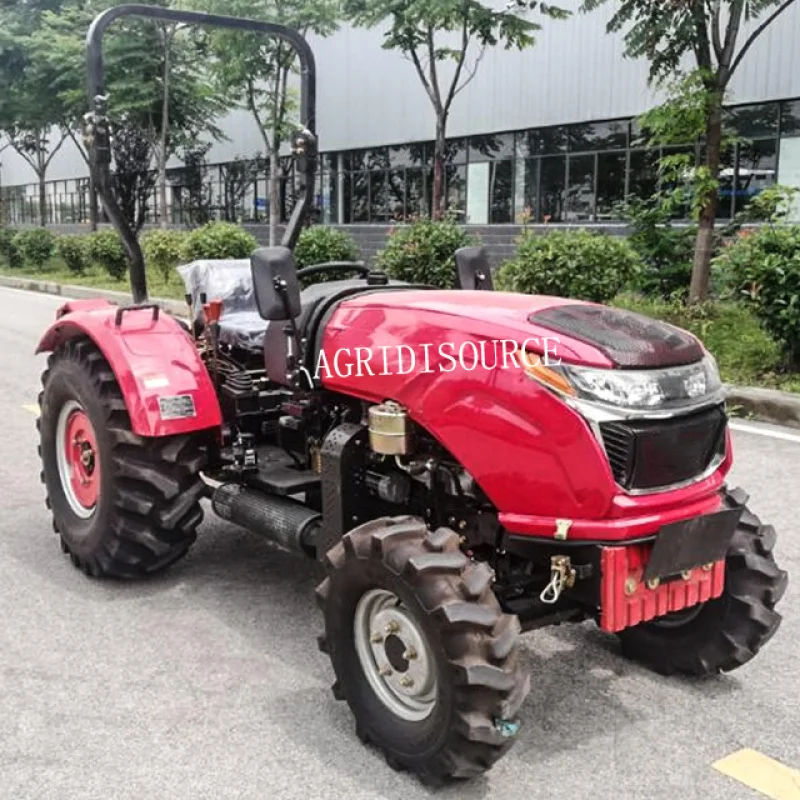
[0,258,187,300]
[614,293,800,393]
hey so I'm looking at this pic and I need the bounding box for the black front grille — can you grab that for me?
[600,405,727,491]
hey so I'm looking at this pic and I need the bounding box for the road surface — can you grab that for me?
[0,286,798,800]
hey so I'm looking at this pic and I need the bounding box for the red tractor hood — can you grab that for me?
[325,289,703,370]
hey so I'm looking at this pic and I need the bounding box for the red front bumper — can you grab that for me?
[599,543,725,633]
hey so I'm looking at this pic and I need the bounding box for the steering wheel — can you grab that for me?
[296,261,371,281]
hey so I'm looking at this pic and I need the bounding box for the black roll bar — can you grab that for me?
[85,4,317,304]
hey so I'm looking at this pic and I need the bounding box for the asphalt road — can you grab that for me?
[0,285,798,800]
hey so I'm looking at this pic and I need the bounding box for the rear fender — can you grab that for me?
[36,300,222,437]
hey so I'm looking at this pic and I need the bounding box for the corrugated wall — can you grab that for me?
[3,1,800,185]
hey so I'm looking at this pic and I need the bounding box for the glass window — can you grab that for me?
[596,152,627,219]
[735,139,777,215]
[566,154,596,220]
[351,172,369,222]
[445,139,467,164]
[569,120,628,152]
[387,169,405,220]
[628,150,658,199]
[446,164,467,218]
[725,103,779,139]
[369,170,388,221]
[781,100,800,137]
[388,145,412,168]
[406,167,429,219]
[365,148,389,171]
[490,160,514,223]
[539,156,566,222]
[469,133,514,162]
[539,127,568,155]
[518,158,539,221]
[344,150,368,172]
[716,145,735,219]
[515,130,538,159]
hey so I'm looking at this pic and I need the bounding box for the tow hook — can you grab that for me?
[540,555,577,605]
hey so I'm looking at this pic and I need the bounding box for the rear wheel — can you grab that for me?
[618,489,788,675]
[316,517,530,784]
[38,337,207,578]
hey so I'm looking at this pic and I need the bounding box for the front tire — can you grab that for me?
[38,337,207,578]
[316,517,530,783]
[618,488,788,676]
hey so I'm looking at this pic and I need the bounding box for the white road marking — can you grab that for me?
[729,420,800,445]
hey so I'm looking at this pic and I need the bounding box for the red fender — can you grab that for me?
[36,299,222,438]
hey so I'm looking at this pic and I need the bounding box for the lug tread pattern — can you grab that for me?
[38,337,206,579]
[618,487,788,676]
[316,517,529,784]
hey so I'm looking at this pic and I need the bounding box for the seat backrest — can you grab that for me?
[455,246,494,291]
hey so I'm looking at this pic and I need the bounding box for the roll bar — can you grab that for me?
[84,4,317,304]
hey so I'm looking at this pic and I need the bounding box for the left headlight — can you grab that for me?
[522,352,722,411]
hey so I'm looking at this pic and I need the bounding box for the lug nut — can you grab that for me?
[384,620,400,635]
[399,676,414,688]
[370,633,383,644]
[403,647,417,660]
[379,664,392,677]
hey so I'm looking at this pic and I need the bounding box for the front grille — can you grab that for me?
[600,404,727,491]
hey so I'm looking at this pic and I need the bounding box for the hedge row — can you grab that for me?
[2,217,800,372]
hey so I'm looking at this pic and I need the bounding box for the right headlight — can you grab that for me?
[521,352,722,412]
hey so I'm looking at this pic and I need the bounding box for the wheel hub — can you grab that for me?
[354,589,437,722]
[56,401,100,519]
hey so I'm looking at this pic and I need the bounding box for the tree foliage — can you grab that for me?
[345,0,568,217]
[582,0,800,303]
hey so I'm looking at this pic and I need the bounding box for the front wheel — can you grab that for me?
[618,488,788,676]
[38,337,208,578]
[316,517,530,784]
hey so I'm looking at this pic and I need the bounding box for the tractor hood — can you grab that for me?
[325,289,703,370]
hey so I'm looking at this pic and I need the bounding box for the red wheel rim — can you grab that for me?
[63,408,100,511]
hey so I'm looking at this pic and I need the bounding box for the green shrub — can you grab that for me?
[618,198,696,300]
[0,227,22,269]
[614,293,783,387]
[294,225,361,285]
[713,226,800,366]
[181,222,257,262]
[376,217,477,289]
[495,230,643,303]
[142,229,188,284]
[13,228,56,271]
[56,235,89,276]
[86,230,128,281]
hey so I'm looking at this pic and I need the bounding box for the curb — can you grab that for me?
[724,385,800,430]
[4,273,800,430]
[0,274,186,316]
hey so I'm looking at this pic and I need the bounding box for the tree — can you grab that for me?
[583,0,800,303]
[345,1,567,218]
[30,0,227,231]
[201,0,339,245]
[0,3,70,225]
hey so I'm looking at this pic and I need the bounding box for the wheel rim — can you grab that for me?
[55,400,100,519]
[650,603,706,629]
[354,588,438,722]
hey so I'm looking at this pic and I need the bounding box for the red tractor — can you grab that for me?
[36,6,788,785]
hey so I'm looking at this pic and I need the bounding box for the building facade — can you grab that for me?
[4,1,800,226]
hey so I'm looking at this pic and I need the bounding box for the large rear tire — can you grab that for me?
[618,488,788,676]
[38,337,207,578]
[316,517,530,784]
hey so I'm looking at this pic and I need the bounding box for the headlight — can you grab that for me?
[521,352,722,411]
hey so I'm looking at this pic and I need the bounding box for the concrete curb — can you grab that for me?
[0,274,186,316]
[4,273,800,429]
[724,385,800,430]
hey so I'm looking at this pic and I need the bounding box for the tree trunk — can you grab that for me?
[38,173,47,227]
[269,151,280,246]
[689,94,724,304]
[432,114,447,219]
[89,172,99,231]
[158,26,173,228]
